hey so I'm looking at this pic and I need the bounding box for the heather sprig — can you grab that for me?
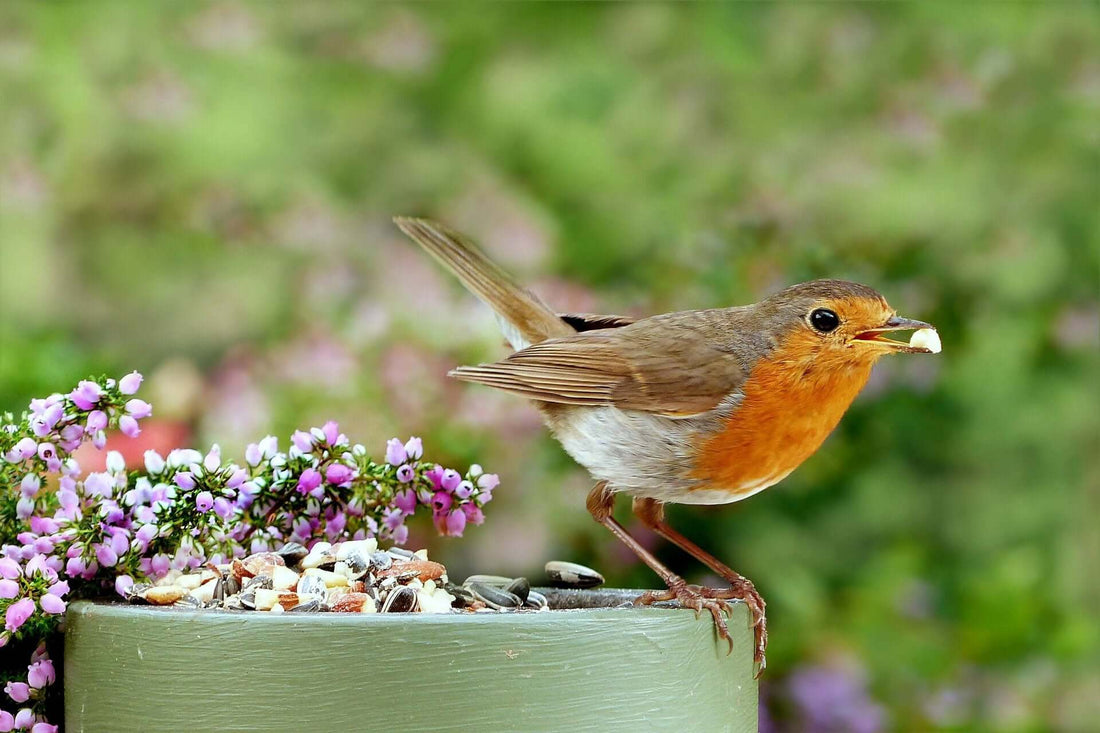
[0,373,499,730]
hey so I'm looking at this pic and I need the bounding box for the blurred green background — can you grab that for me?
[1,2,1097,730]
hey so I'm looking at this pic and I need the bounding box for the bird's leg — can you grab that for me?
[633,497,767,670]
[586,483,735,654]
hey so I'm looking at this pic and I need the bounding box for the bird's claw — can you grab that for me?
[636,581,767,672]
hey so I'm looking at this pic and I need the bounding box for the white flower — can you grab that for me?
[105,451,126,474]
[144,450,166,475]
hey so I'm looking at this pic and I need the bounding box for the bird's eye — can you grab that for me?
[809,308,840,333]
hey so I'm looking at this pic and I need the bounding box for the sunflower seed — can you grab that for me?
[467,582,522,610]
[276,541,309,566]
[525,590,548,610]
[343,550,371,580]
[462,574,513,588]
[545,560,604,589]
[505,577,531,603]
[288,598,321,613]
[244,574,273,591]
[381,585,419,613]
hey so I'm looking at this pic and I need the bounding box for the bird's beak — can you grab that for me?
[852,315,941,354]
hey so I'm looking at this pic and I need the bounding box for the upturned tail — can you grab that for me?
[394,217,574,348]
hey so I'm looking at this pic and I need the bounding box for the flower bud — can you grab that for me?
[118,416,140,438]
[385,438,407,466]
[106,450,126,474]
[3,681,29,702]
[203,445,221,472]
[118,371,143,394]
[195,491,214,512]
[115,575,135,597]
[86,410,108,433]
[454,480,474,500]
[444,508,467,536]
[291,430,313,453]
[20,474,40,499]
[39,593,66,615]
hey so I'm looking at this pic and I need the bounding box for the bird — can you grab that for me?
[395,217,940,672]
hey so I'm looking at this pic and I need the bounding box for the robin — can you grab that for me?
[396,217,940,672]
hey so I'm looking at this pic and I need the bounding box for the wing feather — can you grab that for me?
[450,316,746,416]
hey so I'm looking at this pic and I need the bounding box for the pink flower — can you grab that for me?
[463,503,485,525]
[213,497,234,519]
[396,464,414,483]
[440,469,461,492]
[394,489,417,515]
[28,516,58,535]
[32,723,59,733]
[296,468,322,495]
[16,497,34,520]
[444,509,467,536]
[0,580,17,599]
[14,709,35,730]
[454,480,474,500]
[326,512,347,537]
[119,415,140,438]
[325,463,354,485]
[119,370,143,394]
[94,544,118,567]
[39,593,65,615]
[12,437,37,460]
[431,491,453,513]
[70,380,102,410]
[19,475,40,499]
[64,557,87,577]
[425,465,444,489]
[4,681,30,703]
[36,443,56,464]
[85,410,107,433]
[322,421,340,445]
[47,580,68,597]
[385,438,407,466]
[174,472,195,490]
[42,403,63,429]
[115,575,135,597]
[0,558,20,580]
[0,711,12,732]
[109,532,129,557]
[404,436,423,460]
[4,597,35,632]
[135,523,158,545]
[477,473,500,491]
[150,554,170,576]
[195,492,214,512]
[291,430,314,452]
[390,524,409,545]
[125,399,152,419]
[27,659,55,688]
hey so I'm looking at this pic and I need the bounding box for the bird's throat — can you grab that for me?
[689,334,875,497]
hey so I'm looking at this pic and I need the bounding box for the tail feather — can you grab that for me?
[394,217,574,347]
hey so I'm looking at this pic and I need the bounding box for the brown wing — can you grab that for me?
[450,315,746,417]
[558,313,637,332]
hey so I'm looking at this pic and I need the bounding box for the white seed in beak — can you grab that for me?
[909,328,941,353]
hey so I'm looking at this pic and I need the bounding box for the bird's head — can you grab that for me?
[760,279,940,368]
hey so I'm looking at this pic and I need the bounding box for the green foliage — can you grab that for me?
[1,2,1097,729]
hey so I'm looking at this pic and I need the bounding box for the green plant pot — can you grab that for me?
[64,590,758,732]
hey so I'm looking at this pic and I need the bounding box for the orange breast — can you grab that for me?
[690,330,874,497]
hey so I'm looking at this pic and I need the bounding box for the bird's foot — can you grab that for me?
[635,581,767,673]
[634,581,737,654]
